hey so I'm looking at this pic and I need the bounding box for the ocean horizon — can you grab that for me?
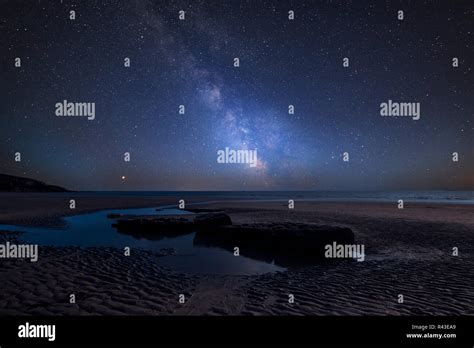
[4,190,472,204]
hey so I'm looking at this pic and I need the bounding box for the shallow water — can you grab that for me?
[0,207,284,275]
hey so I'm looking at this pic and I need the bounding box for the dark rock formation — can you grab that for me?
[113,212,232,240]
[112,212,356,267]
[194,222,355,267]
[0,173,68,192]
[194,212,232,227]
[113,216,195,240]
[107,213,125,219]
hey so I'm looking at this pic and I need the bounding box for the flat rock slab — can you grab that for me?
[195,223,355,267]
[194,212,232,227]
[112,213,232,240]
[112,214,356,267]
[113,216,195,240]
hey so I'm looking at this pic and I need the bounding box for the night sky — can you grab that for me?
[1,0,473,191]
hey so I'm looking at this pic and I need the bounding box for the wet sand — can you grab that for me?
[0,194,473,315]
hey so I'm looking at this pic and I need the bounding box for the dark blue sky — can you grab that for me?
[1,0,473,190]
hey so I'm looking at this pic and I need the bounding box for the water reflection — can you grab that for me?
[0,207,285,275]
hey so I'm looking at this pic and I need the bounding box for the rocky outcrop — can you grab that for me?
[0,173,68,192]
[113,216,195,240]
[107,213,125,219]
[112,213,355,266]
[194,222,355,266]
[113,212,232,239]
[194,212,232,227]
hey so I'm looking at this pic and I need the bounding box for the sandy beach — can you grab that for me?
[0,193,473,316]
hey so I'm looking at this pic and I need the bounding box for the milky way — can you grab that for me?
[1,0,472,190]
